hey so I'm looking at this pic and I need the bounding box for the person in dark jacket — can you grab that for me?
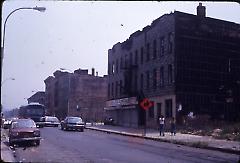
[159,115,165,136]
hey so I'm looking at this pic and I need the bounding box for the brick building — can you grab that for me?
[44,68,108,121]
[27,91,46,106]
[106,3,240,128]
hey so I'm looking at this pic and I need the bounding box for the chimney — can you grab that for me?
[197,3,206,17]
[92,68,95,76]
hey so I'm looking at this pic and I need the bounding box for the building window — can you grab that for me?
[112,62,115,74]
[130,53,133,66]
[157,103,162,118]
[111,83,114,97]
[120,80,123,95]
[134,74,138,93]
[108,84,110,98]
[153,68,157,89]
[141,47,144,64]
[125,54,128,68]
[165,99,172,118]
[168,33,173,53]
[160,37,165,56]
[120,57,123,70]
[153,39,157,59]
[160,66,164,87]
[140,73,144,90]
[115,81,118,97]
[135,50,138,65]
[54,81,59,107]
[146,43,150,62]
[146,71,150,90]
[149,104,154,118]
[116,59,119,74]
[168,64,173,84]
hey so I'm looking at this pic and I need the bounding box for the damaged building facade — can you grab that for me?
[44,68,107,121]
[106,3,240,128]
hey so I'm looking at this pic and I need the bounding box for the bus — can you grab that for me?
[19,103,45,128]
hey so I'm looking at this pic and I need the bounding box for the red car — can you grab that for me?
[9,118,41,146]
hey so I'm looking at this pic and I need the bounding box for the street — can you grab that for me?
[2,127,238,163]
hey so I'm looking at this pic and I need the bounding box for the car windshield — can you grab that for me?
[67,117,82,123]
[47,117,59,122]
[12,119,36,129]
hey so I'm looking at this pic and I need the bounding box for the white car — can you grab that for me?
[3,117,18,129]
[44,116,60,127]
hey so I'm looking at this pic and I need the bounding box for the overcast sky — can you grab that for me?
[1,1,240,111]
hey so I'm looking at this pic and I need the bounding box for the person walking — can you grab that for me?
[159,115,165,136]
[170,117,176,136]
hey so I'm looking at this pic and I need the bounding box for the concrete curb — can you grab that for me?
[86,127,240,155]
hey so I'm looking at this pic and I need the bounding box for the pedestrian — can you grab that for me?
[170,117,176,136]
[159,115,165,136]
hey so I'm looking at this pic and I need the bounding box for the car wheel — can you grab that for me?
[79,128,84,132]
[34,140,40,146]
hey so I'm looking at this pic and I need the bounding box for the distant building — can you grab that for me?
[27,91,46,106]
[106,3,240,128]
[44,68,107,121]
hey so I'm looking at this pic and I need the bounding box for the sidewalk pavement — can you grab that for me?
[1,129,16,163]
[85,124,240,155]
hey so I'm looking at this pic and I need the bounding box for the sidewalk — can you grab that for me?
[85,124,240,155]
[1,129,16,163]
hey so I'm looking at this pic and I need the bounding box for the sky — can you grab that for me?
[1,1,240,111]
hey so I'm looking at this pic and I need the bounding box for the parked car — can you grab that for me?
[3,119,12,129]
[45,116,60,127]
[104,117,114,125]
[60,117,85,132]
[3,117,18,129]
[9,118,41,146]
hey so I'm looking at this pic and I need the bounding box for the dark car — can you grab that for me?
[9,119,41,146]
[60,117,85,132]
[45,116,60,127]
[104,117,114,125]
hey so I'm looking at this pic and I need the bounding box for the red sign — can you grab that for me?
[139,98,154,110]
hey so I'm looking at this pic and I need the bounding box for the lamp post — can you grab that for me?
[1,6,46,85]
[1,77,15,86]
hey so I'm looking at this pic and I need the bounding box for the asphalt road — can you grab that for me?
[7,127,239,163]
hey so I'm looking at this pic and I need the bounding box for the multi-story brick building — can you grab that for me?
[27,91,46,106]
[106,3,240,128]
[44,68,108,121]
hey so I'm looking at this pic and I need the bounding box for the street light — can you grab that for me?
[1,77,15,86]
[1,6,46,84]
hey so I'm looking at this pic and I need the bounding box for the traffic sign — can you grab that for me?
[139,98,154,110]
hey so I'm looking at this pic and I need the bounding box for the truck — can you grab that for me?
[18,103,45,128]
